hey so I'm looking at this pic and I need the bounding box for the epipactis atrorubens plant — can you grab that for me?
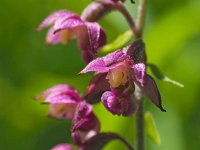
[35,0,170,150]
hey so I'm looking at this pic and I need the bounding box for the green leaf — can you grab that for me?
[148,63,184,88]
[144,112,161,145]
[101,30,133,53]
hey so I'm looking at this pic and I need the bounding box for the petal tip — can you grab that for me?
[161,107,166,112]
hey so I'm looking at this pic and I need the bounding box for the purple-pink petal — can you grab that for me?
[35,84,75,99]
[80,50,130,74]
[72,101,99,131]
[86,22,106,53]
[51,143,74,150]
[103,50,130,66]
[84,73,110,103]
[36,84,82,104]
[80,58,108,74]
[46,27,61,44]
[72,101,100,145]
[54,16,85,33]
[35,84,83,119]
[132,63,146,86]
[101,91,121,115]
[43,90,81,104]
[37,10,75,31]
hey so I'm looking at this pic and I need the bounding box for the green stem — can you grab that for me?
[136,0,147,38]
[136,98,144,150]
[114,2,138,37]
[135,0,147,150]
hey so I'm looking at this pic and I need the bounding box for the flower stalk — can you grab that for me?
[135,0,148,150]
[114,2,138,36]
[136,0,147,38]
[136,95,144,150]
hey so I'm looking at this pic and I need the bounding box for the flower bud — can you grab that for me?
[72,101,100,145]
[101,90,138,116]
[81,1,113,22]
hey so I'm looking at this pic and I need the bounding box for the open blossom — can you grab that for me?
[80,50,165,115]
[35,84,82,119]
[37,10,106,63]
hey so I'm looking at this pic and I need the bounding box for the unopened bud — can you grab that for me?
[81,1,114,22]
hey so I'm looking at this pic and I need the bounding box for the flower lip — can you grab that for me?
[106,61,131,88]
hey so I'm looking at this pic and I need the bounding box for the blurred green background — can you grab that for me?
[0,0,200,149]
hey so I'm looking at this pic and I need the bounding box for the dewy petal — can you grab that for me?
[84,73,110,103]
[140,75,166,112]
[132,63,146,86]
[86,22,106,53]
[37,10,75,31]
[51,143,74,150]
[36,84,82,104]
[101,91,121,115]
[103,50,130,66]
[35,84,75,99]
[80,58,108,74]
[80,50,130,74]
[54,16,85,33]
[44,90,81,104]
[72,101,99,131]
